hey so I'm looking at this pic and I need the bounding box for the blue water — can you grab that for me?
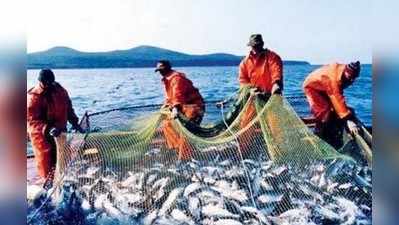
[27,65,372,153]
[27,65,372,121]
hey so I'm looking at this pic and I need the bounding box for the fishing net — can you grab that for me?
[27,86,372,225]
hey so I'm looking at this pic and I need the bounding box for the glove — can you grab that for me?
[161,104,170,109]
[73,125,85,134]
[250,87,262,95]
[171,107,179,119]
[271,83,282,95]
[49,127,61,137]
[346,120,359,135]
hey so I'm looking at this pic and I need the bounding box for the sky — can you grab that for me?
[27,0,373,64]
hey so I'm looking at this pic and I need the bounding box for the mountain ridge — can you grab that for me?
[28,45,311,69]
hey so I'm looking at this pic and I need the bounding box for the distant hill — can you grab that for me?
[28,45,310,69]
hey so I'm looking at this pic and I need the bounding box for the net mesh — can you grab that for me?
[28,87,372,225]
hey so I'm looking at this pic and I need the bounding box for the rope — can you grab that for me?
[87,95,307,116]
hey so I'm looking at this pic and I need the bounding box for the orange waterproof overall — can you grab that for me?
[27,83,79,178]
[161,71,204,160]
[238,49,283,154]
[303,63,351,122]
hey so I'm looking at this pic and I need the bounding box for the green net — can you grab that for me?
[28,87,372,225]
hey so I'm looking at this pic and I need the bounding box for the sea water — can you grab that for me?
[27,64,372,153]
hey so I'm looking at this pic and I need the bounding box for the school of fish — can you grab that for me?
[27,154,372,225]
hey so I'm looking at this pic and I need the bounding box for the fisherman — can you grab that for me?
[239,34,283,95]
[155,60,205,161]
[303,61,361,148]
[238,34,283,155]
[27,69,84,184]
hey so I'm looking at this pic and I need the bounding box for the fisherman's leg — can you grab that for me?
[177,138,193,161]
[182,104,205,125]
[29,132,53,181]
[162,119,180,150]
[315,112,344,149]
[326,113,345,149]
[176,109,204,161]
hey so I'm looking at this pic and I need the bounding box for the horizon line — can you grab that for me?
[27,45,372,65]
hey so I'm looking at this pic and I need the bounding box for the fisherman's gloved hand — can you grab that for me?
[49,127,61,137]
[161,104,170,109]
[171,107,179,119]
[346,120,359,135]
[250,87,262,96]
[271,83,282,95]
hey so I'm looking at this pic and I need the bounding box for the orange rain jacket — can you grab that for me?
[27,82,79,178]
[303,63,351,122]
[239,49,283,93]
[161,71,204,160]
[238,49,283,154]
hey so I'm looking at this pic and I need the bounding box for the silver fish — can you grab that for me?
[170,208,195,225]
[213,219,244,225]
[257,192,283,204]
[188,196,201,221]
[202,203,239,219]
[158,187,184,216]
[240,206,269,225]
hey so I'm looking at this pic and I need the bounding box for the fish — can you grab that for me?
[188,196,201,221]
[103,200,122,218]
[354,174,371,189]
[27,154,372,225]
[240,206,270,224]
[213,219,244,225]
[170,208,195,225]
[314,205,341,222]
[201,203,240,219]
[142,209,158,225]
[158,187,184,216]
[334,197,363,225]
[183,182,203,198]
[257,192,283,204]
[268,208,312,225]
[213,180,248,203]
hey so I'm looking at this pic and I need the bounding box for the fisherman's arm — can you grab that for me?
[326,79,351,119]
[169,78,186,118]
[327,81,359,134]
[269,53,283,94]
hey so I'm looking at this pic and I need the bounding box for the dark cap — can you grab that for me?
[155,60,172,72]
[38,69,55,84]
[247,34,264,47]
[345,61,361,77]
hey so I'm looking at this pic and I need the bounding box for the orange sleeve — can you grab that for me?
[164,89,171,106]
[239,59,250,86]
[27,94,47,135]
[325,79,351,119]
[269,52,283,87]
[170,77,186,107]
